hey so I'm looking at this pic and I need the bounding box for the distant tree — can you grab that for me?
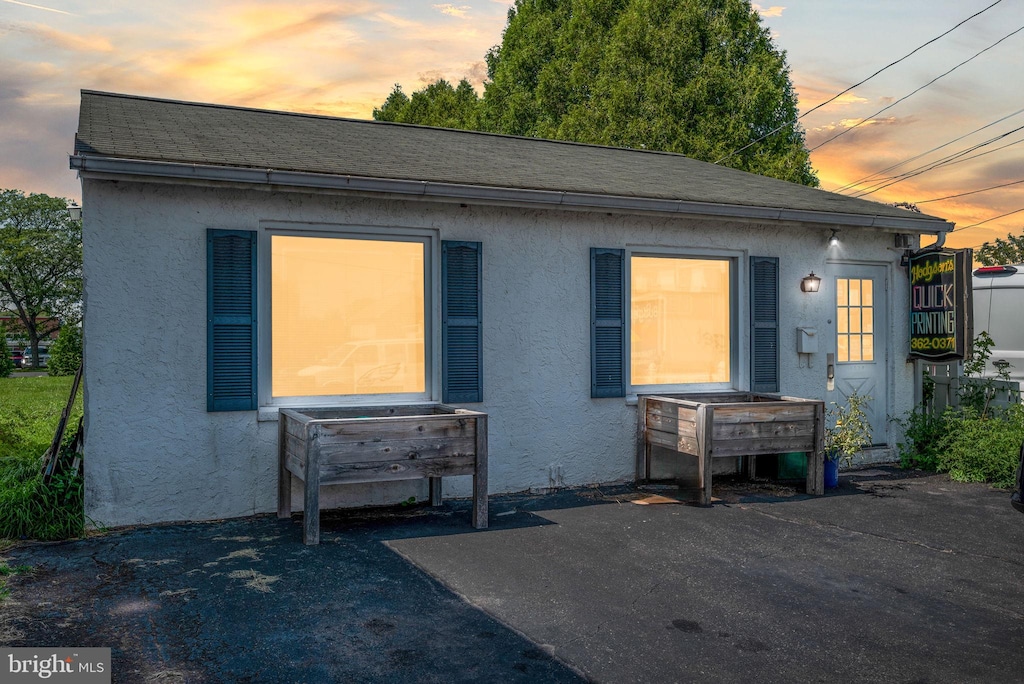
[0,189,82,369]
[47,324,82,377]
[373,80,483,130]
[0,326,13,378]
[976,231,1024,266]
[374,0,818,186]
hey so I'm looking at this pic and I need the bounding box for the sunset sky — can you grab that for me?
[2,0,1021,251]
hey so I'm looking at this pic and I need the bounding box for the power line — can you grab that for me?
[714,0,1005,165]
[848,127,1024,198]
[809,23,1024,153]
[916,178,1024,204]
[953,206,1024,232]
[831,106,1024,194]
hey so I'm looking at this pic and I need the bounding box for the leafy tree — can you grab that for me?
[47,324,82,377]
[976,231,1024,266]
[373,79,483,130]
[0,189,82,369]
[0,326,13,378]
[374,0,817,186]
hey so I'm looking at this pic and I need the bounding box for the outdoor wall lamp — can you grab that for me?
[828,229,839,247]
[67,202,82,221]
[801,272,821,293]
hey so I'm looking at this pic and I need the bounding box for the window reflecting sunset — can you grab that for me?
[271,235,425,397]
[631,256,731,386]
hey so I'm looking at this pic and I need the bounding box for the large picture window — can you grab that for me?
[270,233,428,399]
[630,255,734,388]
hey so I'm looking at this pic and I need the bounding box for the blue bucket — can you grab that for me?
[824,459,840,488]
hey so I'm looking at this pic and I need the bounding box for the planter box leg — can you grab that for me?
[808,402,825,495]
[472,415,488,529]
[429,477,442,506]
[277,416,291,519]
[303,442,321,545]
[696,405,714,506]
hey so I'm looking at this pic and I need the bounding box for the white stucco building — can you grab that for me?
[71,91,952,527]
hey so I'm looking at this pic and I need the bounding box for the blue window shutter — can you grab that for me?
[592,248,625,398]
[442,241,482,403]
[750,256,780,393]
[207,230,257,411]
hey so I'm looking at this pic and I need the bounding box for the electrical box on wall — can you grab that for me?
[797,327,818,354]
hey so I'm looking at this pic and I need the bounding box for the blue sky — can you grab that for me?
[1,0,1021,250]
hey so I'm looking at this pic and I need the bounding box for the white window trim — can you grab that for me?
[625,246,748,395]
[257,221,441,408]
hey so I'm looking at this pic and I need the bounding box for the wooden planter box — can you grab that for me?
[638,392,824,504]
[278,404,488,544]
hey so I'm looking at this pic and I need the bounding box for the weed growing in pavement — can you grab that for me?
[0,562,33,600]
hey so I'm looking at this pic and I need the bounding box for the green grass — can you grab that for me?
[0,375,84,541]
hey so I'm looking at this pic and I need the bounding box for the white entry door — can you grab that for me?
[831,264,889,446]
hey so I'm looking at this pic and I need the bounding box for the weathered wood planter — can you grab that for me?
[278,404,488,544]
[638,393,824,505]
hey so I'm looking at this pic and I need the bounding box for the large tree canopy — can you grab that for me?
[0,189,82,368]
[374,0,817,186]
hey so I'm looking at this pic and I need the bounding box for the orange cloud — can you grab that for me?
[434,3,472,18]
[752,4,785,17]
[6,22,114,53]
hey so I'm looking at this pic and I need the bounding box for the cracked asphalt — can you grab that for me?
[3,467,1024,682]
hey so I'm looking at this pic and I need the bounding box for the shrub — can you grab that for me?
[0,327,13,378]
[937,404,1024,488]
[895,407,948,471]
[47,325,82,377]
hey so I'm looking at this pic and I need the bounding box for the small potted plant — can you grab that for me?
[824,391,872,488]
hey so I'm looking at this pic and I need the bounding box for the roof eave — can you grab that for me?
[69,154,954,234]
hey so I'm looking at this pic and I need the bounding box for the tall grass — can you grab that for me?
[0,376,84,540]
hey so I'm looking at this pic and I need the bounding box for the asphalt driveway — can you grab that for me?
[3,467,1023,682]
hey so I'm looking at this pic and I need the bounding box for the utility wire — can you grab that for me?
[832,106,1024,193]
[848,126,1024,198]
[714,0,1005,164]
[809,23,1024,153]
[953,206,1024,231]
[916,179,1024,204]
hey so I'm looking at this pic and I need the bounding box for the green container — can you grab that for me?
[777,452,807,479]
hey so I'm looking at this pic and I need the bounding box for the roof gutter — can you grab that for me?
[70,155,954,235]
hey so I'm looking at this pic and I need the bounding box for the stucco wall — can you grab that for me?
[81,180,915,527]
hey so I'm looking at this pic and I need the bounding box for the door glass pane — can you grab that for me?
[836,277,875,364]
[272,235,426,397]
[630,256,731,385]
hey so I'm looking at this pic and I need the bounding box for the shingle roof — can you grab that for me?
[74,90,950,229]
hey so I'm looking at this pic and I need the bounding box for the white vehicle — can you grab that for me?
[20,346,50,368]
[973,264,1024,386]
